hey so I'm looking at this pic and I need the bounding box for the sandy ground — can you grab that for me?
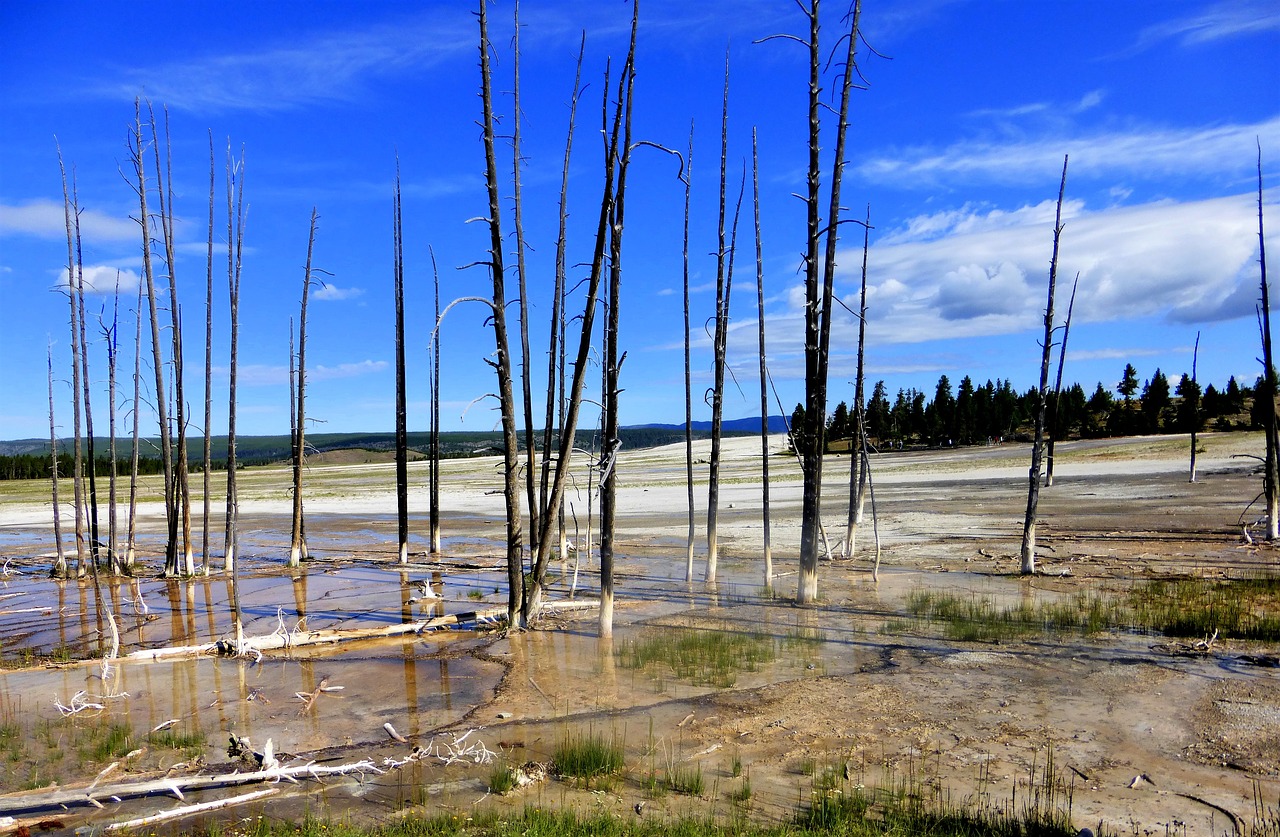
[0,432,1277,836]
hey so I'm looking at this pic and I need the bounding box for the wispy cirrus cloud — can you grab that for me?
[855,116,1280,187]
[219,359,388,387]
[95,11,475,113]
[1122,0,1280,55]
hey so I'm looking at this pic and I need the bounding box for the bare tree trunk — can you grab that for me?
[844,206,871,557]
[126,282,142,571]
[73,198,103,573]
[290,208,317,568]
[56,144,86,577]
[478,0,525,626]
[523,22,634,624]
[683,123,696,583]
[130,102,176,577]
[394,168,409,565]
[753,129,773,590]
[796,0,861,603]
[203,132,215,575]
[1020,155,1069,575]
[224,142,246,573]
[706,55,731,585]
[510,0,540,559]
[150,105,192,576]
[599,5,639,639]
[1257,143,1279,541]
[541,33,585,575]
[429,248,442,554]
[48,343,67,578]
[1190,330,1200,483]
[104,279,120,574]
[1045,274,1078,487]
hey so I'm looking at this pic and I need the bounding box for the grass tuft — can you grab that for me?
[553,731,624,788]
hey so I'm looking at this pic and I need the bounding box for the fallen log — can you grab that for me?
[102,787,278,832]
[0,758,382,817]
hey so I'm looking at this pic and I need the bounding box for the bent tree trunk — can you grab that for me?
[1020,155,1069,575]
[1257,144,1279,541]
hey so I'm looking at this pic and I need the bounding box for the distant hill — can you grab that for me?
[0,417,788,464]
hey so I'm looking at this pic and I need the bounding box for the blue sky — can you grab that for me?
[0,0,1277,440]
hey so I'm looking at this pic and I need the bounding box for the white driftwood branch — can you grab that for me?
[102,787,278,832]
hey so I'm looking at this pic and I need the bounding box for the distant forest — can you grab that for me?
[809,364,1261,451]
[0,424,750,481]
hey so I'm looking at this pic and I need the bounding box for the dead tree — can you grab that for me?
[72,192,103,571]
[56,144,86,577]
[125,281,142,571]
[752,128,773,588]
[1189,331,1200,483]
[224,142,246,572]
[202,131,216,574]
[1020,155,1069,575]
[290,208,318,568]
[1257,143,1278,540]
[510,0,540,558]
[683,122,696,583]
[102,278,121,573]
[130,102,177,576]
[1045,274,1078,487]
[524,10,638,627]
[844,205,871,558]
[150,105,193,576]
[47,343,67,578]
[477,0,526,624]
[541,33,586,573]
[600,11,639,638]
[394,168,409,564]
[429,247,442,554]
[763,0,862,603]
[705,53,732,585]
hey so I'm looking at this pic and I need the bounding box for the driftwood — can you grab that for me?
[116,598,601,663]
[102,788,278,832]
[0,757,382,817]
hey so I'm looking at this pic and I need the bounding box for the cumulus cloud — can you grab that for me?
[57,265,143,295]
[313,283,365,302]
[0,199,136,241]
[736,192,1275,371]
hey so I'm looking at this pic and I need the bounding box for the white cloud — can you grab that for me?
[0,199,136,241]
[733,192,1276,372]
[220,359,388,386]
[57,265,143,295]
[313,283,365,302]
[856,116,1280,187]
[1124,1,1280,54]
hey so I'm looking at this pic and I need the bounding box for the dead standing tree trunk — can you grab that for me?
[682,123,696,583]
[224,142,246,573]
[765,0,861,603]
[1257,143,1279,541]
[1020,155,1069,575]
[1044,274,1078,488]
[290,208,318,568]
[73,194,103,572]
[844,205,871,558]
[541,34,586,575]
[56,144,86,578]
[48,343,67,578]
[394,168,410,565]
[130,102,177,577]
[1189,330,1201,483]
[429,248,442,554]
[202,132,216,574]
[478,0,526,625]
[705,52,731,585]
[752,129,773,589]
[600,8,639,638]
[125,282,142,571]
[522,39,634,625]
[150,105,193,576]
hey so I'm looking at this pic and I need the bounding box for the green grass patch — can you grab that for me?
[83,721,136,762]
[616,626,776,688]
[905,574,1280,644]
[552,731,624,788]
